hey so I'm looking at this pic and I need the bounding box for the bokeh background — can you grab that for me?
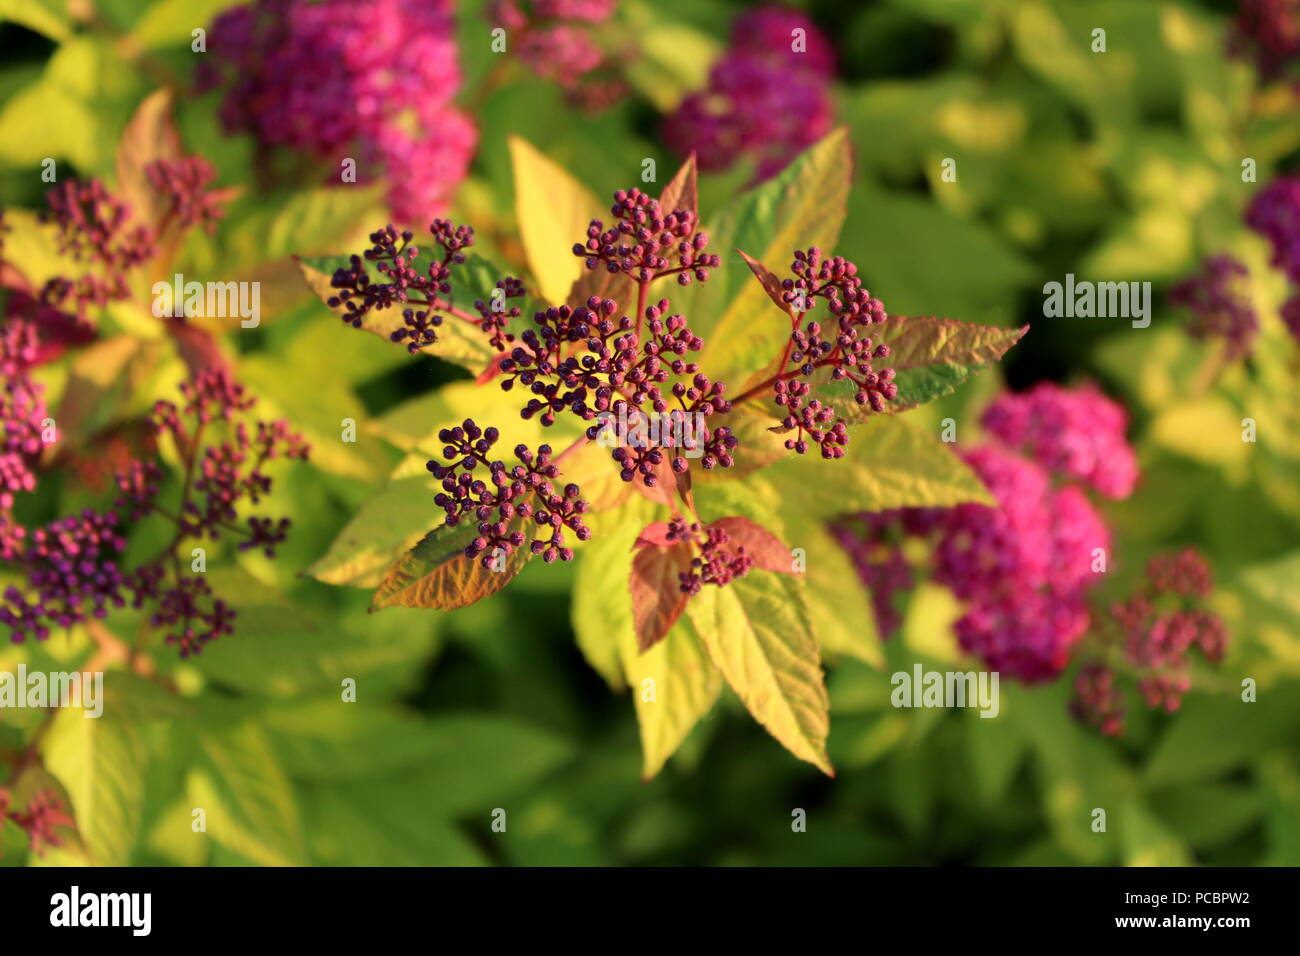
[1,0,1298,865]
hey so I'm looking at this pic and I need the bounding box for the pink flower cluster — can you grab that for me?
[834,382,1135,683]
[980,381,1139,500]
[198,0,476,224]
[1229,0,1300,80]
[1245,176,1300,341]
[1074,548,1229,735]
[487,0,623,109]
[934,445,1110,682]
[663,6,835,181]
[0,321,46,510]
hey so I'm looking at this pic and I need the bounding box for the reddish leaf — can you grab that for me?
[634,522,677,548]
[737,249,794,319]
[630,540,694,652]
[658,154,698,220]
[711,516,794,574]
[115,89,183,236]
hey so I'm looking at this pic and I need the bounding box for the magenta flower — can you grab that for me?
[199,0,476,223]
[663,6,835,181]
[980,381,1138,500]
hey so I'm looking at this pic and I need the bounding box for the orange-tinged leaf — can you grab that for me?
[818,316,1028,417]
[710,516,791,573]
[371,521,531,612]
[115,88,182,236]
[658,153,698,221]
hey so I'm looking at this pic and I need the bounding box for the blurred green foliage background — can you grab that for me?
[1,0,1298,866]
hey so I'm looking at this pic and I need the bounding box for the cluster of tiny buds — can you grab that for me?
[427,419,591,567]
[0,787,73,856]
[1070,663,1126,738]
[330,220,472,337]
[1099,547,1228,721]
[474,276,525,351]
[145,157,226,233]
[770,248,897,456]
[573,188,720,285]
[665,516,753,595]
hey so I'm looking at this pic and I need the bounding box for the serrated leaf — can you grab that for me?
[509,135,604,305]
[191,720,307,867]
[41,709,147,866]
[697,129,853,381]
[685,573,833,775]
[620,616,722,781]
[571,525,635,690]
[308,474,444,588]
[765,414,995,518]
[819,316,1028,417]
[370,520,532,612]
[710,516,792,573]
[797,521,884,668]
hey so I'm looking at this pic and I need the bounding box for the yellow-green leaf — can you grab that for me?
[685,573,833,775]
[41,708,147,866]
[509,135,604,305]
[620,617,722,781]
[765,414,995,518]
[698,128,853,381]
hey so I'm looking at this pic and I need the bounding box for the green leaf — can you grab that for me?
[509,135,604,305]
[0,38,140,173]
[309,474,444,588]
[838,185,1033,327]
[764,414,995,518]
[620,615,722,781]
[265,187,382,259]
[192,604,436,699]
[370,519,532,612]
[264,703,571,799]
[1145,686,1300,788]
[303,785,485,866]
[685,573,833,775]
[41,709,147,866]
[0,0,72,41]
[620,5,720,112]
[807,316,1027,420]
[571,524,635,691]
[796,522,885,668]
[129,0,245,50]
[190,719,307,867]
[697,129,853,381]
